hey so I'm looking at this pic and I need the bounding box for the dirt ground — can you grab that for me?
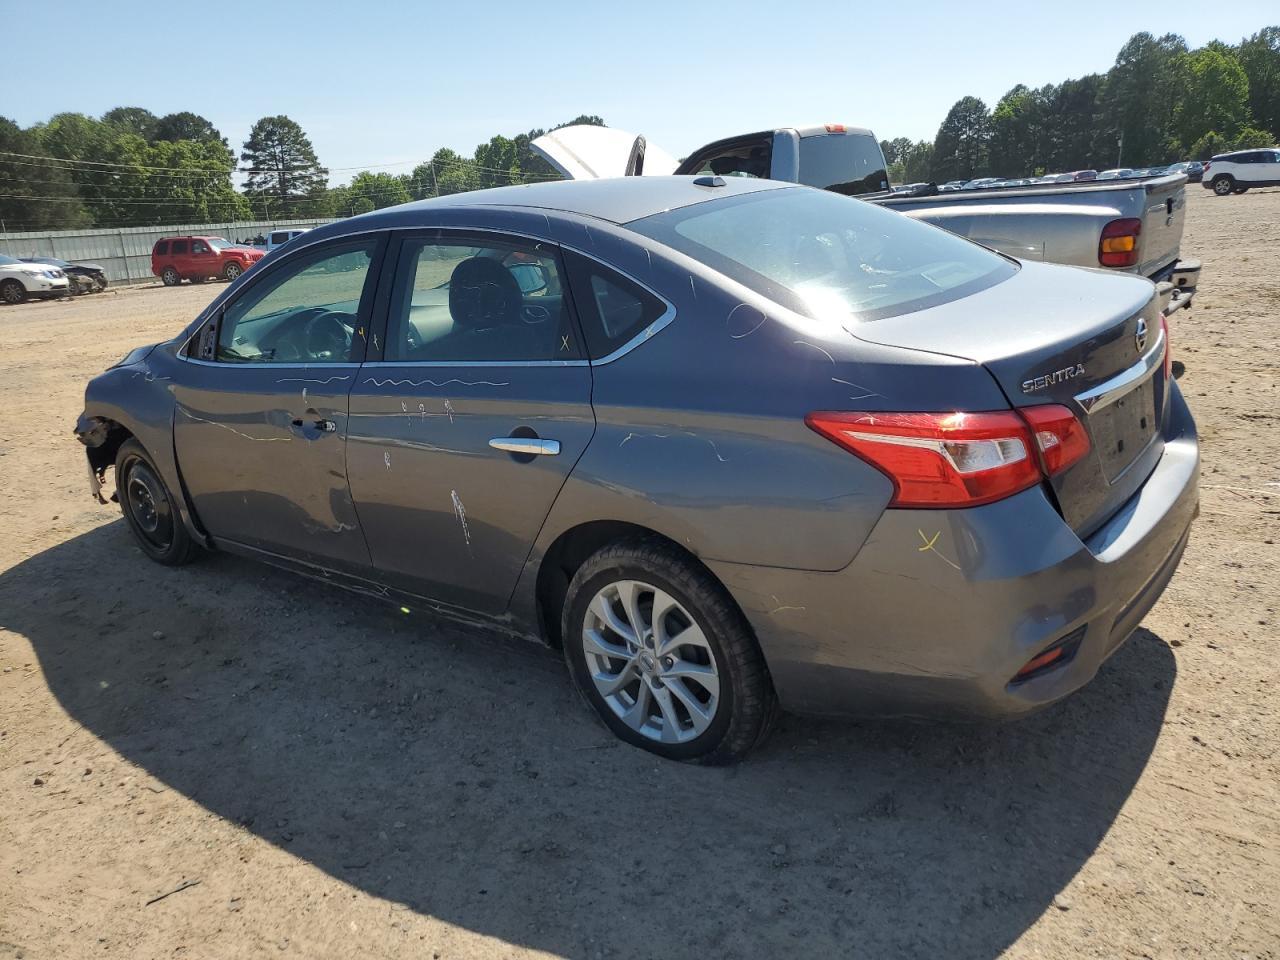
[1,189,1277,960]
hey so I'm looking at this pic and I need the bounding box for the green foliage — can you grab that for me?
[1237,28,1280,141]
[155,112,227,147]
[1171,47,1251,148]
[102,107,158,141]
[240,115,328,200]
[1189,130,1231,160]
[932,96,992,181]
[0,116,90,230]
[1232,126,1275,149]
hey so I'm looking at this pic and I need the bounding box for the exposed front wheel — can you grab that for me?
[562,539,776,764]
[1212,175,1235,195]
[115,439,198,566]
[223,261,242,281]
[161,266,181,286]
[1,279,27,304]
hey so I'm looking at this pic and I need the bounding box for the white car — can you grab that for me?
[1203,148,1280,195]
[0,253,71,304]
[266,228,310,252]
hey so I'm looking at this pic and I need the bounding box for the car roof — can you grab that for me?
[358,176,792,227]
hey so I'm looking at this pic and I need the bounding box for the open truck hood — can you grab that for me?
[848,260,1168,536]
[530,125,678,180]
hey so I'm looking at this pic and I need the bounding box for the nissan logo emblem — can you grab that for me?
[1134,318,1148,354]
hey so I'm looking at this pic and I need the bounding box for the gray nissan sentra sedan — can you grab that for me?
[76,176,1199,763]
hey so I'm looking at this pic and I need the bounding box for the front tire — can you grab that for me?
[1,279,27,304]
[562,538,776,764]
[1212,175,1235,196]
[161,266,181,286]
[223,261,243,282]
[115,439,198,566]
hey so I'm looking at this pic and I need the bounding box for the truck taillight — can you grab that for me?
[1099,218,1142,267]
[824,123,847,133]
[805,407,1089,508]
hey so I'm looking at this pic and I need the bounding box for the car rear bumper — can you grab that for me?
[708,382,1199,719]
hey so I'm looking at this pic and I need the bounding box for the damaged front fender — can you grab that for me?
[75,413,119,505]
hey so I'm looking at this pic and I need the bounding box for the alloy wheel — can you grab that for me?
[581,579,721,744]
[225,263,242,281]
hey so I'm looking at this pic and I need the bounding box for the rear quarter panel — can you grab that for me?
[514,215,1011,582]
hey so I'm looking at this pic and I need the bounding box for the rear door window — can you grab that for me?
[798,133,889,196]
[385,236,582,363]
[171,240,189,255]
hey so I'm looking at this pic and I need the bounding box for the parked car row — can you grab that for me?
[1,253,112,304]
[933,162,1204,192]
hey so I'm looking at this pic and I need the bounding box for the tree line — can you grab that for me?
[0,109,603,232]
[882,27,1280,184]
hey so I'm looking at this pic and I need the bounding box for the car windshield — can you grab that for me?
[207,238,241,251]
[629,187,1016,323]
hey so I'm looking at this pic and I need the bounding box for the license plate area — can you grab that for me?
[1091,377,1158,482]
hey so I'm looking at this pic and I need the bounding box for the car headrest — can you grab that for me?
[448,257,521,330]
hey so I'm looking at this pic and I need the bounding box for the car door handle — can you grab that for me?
[292,417,337,432]
[489,437,560,456]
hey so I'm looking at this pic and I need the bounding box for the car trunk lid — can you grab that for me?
[847,261,1168,535]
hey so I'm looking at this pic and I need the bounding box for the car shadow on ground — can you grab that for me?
[3,522,1176,959]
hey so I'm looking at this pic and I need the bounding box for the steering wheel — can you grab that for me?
[303,310,354,361]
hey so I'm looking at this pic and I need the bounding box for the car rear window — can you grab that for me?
[798,133,889,196]
[629,187,1016,324]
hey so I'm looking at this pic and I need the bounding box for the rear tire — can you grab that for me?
[115,439,198,566]
[161,266,181,286]
[1,279,27,304]
[1211,175,1235,196]
[561,538,776,764]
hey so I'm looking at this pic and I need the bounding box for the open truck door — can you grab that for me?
[530,125,678,180]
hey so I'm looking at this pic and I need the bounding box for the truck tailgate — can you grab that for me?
[1136,174,1186,277]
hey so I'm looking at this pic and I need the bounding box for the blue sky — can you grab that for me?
[7,0,1276,185]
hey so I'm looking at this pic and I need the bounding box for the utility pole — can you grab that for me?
[1117,132,1124,168]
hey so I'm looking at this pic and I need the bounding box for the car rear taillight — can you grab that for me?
[806,406,1090,508]
[1021,405,1091,475]
[1099,217,1142,267]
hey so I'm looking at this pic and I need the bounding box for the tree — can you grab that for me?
[102,107,158,141]
[1170,47,1252,151]
[1098,33,1188,166]
[473,135,519,188]
[428,148,479,196]
[932,96,992,181]
[1237,27,1280,139]
[1232,126,1276,149]
[343,171,411,211]
[240,116,328,201]
[880,137,913,166]
[901,141,934,183]
[1189,130,1231,160]
[155,112,226,146]
[0,116,90,230]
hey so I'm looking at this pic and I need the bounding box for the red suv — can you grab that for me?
[151,236,264,286]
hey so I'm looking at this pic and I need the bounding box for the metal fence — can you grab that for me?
[0,219,339,286]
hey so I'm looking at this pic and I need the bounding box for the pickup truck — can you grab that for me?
[531,124,1200,313]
